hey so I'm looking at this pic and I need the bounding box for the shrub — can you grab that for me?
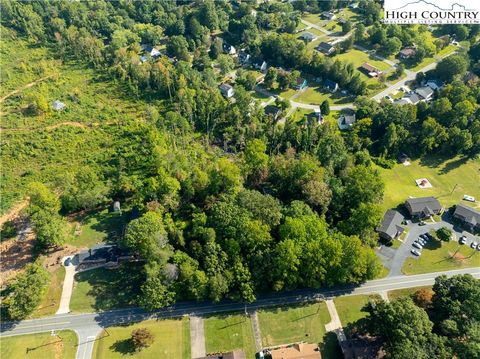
[1,220,17,241]
[436,227,452,242]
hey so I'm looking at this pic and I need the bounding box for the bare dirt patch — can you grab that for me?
[0,199,28,226]
[448,251,467,261]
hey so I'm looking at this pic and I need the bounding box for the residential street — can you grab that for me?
[1,268,479,359]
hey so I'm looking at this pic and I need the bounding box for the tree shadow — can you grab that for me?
[438,156,470,175]
[320,332,343,359]
[110,338,135,355]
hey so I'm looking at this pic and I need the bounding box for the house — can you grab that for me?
[52,100,66,111]
[295,77,308,90]
[359,62,382,77]
[338,18,348,24]
[253,58,267,72]
[426,79,443,91]
[264,105,282,120]
[223,43,236,55]
[404,93,421,105]
[398,153,410,164]
[299,32,316,42]
[404,197,442,218]
[321,11,336,20]
[140,44,161,58]
[324,79,339,93]
[338,113,356,130]
[198,350,246,359]
[415,86,434,101]
[394,98,411,105]
[270,343,322,359]
[453,203,480,232]
[219,83,234,98]
[316,42,336,55]
[377,210,405,241]
[238,50,251,65]
[398,47,416,59]
[349,2,359,9]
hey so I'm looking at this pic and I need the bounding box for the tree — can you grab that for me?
[138,275,175,311]
[264,67,277,89]
[342,20,352,34]
[436,55,469,82]
[395,64,405,78]
[166,35,189,61]
[131,328,154,351]
[320,100,330,115]
[217,54,234,75]
[436,227,452,242]
[412,288,434,309]
[31,211,68,249]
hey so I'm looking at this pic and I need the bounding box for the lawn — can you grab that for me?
[302,13,322,25]
[388,286,432,301]
[70,262,143,312]
[258,302,331,347]
[68,209,126,248]
[333,295,380,335]
[204,313,256,358]
[31,266,65,318]
[402,240,480,275]
[93,318,190,359]
[0,330,77,359]
[294,85,354,105]
[378,156,480,211]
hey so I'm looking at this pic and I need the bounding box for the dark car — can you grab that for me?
[419,221,427,226]
[420,234,428,241]
[459,236,467,245]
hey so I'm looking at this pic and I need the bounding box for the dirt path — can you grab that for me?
[0,75,54,103]
[0,121,114,133]
[0,199,28,227]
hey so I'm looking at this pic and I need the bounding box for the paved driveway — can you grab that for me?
[387,215,478,276]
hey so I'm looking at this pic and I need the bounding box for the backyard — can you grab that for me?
[378,156,480,211]
[70,263,143,312]
[92,318,190,359]
[204,313,256,358]
[402,240,479,275]
[0,330,77,359]
[258,302,330,347]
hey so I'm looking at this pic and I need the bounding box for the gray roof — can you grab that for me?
[341,114,356,125]
[324,79,338,90]
[405,93,421,104]
[219,83,233,91]
[415,86,434,99]
[317,42,335,53]
[264,105,281,116]
[454,203,480,226]
[405,197,441,215]
[300,32,315,40]
[378,210,404,239]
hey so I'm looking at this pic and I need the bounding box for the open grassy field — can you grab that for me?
[294,85,354,105]
[30,266,65,318]
[333,295,379,332]
[388,286,432,301]
[402,240,480,275]
[258,302,330,347]
[378,156,480,211]
[93,318,190,359]
[68,209,125,248]
[70,263,143,312]
[204,313,256,358]
[0,330,77,359]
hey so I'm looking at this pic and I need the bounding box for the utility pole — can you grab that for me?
[450,183,458,195]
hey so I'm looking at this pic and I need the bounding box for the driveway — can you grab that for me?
[387,215,477,276]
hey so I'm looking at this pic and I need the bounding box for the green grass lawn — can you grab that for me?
[378,156,480,211]
[31,266,65,318]
[204,313,256,358]
[93,318,190,359]
[333,295,380,335]
[68,209,125,248]
[70,263,143,312]
[258,302,331,347]
[334,49,391,72]
[302,13,322,25]
[322,20,341,33]
[388,286,432,301]
[402,240,480,275]
[0,330,77,359]
[294,85,354,105]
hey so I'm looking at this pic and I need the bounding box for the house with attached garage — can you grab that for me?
[453,203,480,232]
[359,62,382,77]
[405,197,442,218]
[377,210,405,241]
[415,86,434,102]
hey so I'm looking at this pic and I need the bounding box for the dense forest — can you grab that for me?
[1,0,479,316]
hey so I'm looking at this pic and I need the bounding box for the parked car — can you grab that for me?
[471,241,478,249]
[425,233,433,240]
[463,195,475,202]
[419,221,427,226]
[420,234,428,241]
[413,242,422,249]
[459,236,467,245]
[418,238,426,246]
[411,249,421,256]
[477,243,480,251]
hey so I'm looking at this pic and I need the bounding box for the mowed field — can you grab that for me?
[204,313,256,359]
[0,330,78,359]
[92,318,190,359]
[378,156,480,211]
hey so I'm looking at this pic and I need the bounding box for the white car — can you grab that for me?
[411,249,421,256]
[463,195,475,202]
[471,241,478,249]
[413,242,422,249]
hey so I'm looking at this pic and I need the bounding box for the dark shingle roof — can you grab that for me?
[405,197,441,215]
[377,210,404,238]
[454,203,480,226]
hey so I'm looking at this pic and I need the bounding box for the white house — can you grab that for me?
[253,59,267,72]
[219,83,234,98]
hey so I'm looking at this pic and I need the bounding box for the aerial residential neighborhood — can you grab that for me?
[0,1,479,359]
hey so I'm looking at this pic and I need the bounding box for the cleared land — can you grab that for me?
[70,263,143,312]
[93,318,190,359]
[402,240,480,275]
[333,295,379,331]
[388,286,432,301]
[0,330,77,359]
[204,313,256,358]
[258,302,330,347]
[379,156,480,211]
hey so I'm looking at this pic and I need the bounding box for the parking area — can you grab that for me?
[383,215,479,276]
